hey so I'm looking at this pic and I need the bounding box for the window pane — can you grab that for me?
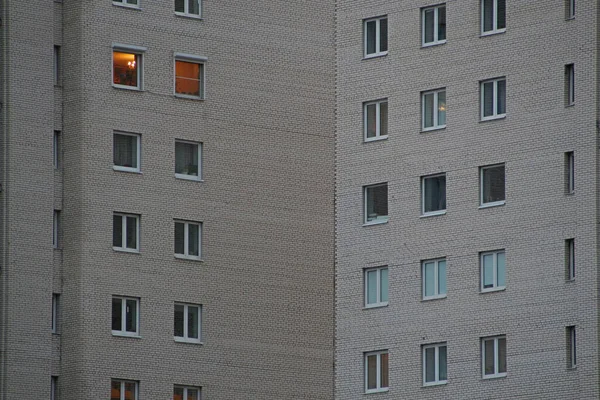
[423,93,434,128]
[366,185,388,222]
[113,51,138,87]
[188,0,200,14]
[483,254,494,288]
[439,346,447,380]
[175,142,199,176]
[483,165,505,203]
[367,355,377,389]
[498,338,507,373]
[114,134,137,168]
[112,298,122,331]
[496,252,505,287]
[484,339,495,374]
[366,270,377,304]
[113,215,122,247]
[497,79,506,114]
[483,0,493,32]
[483,81,494,117]
[437,91,446,126]
[380,353,389,388]
[126,216,137,249]
[424,175,446,213]
[188,306,199,339]
[175,0,184,12]
[438,260,447,295]
[124,382,136,400]
[366,104,376,138]
[125,299,137,333]
[175,222,185,255]
[188,223,200,257]
[424,9,434,43]
[174,304,185,337]
[175,61,201,96]
[366,21,376,54]
[187,388,199,400]
[438,6,446,40]
[424,262,435,297]
[379,102,388,137]
[111,381,121,400]
[380,268,388,303]
[425,347,435,382]
[379,19,388,52]
[173,387,184,400]
[497,0,506,29]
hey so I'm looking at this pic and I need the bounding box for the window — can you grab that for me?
[422,174,446,216]
[175,0,201,17]
[174,220,202,259]
[53,131,61,169]
[113,213,140,252]
[422,89,446,131]
[480,78,506,120]
[481,250,505,292]
[423,343,447,386]
[565,64,574,106]
[113,0,139,8]
[364,183,388,224]
[482,336,506,378]
[52,293,60,334]
[422,258,446,300]
[112,296,139,336]
[565,152,574,194]
[174,386,201,400]
[480,164,505,206]
[112,45,145,89]
[114,132,140,172]
[53,210,60,248]
[175,140,201,180]
[53,45,61,86]
[481,0,506,35]
[567,326,576,368]
[364,99,388,141]
[51,376,58,400]
[364,16,388,58]
[111,379,138,400]
[422,5,446,46]
[365,267,388,308]
[365,351,389,393]
[174,54,206,99]
[566,238,575,280]
[566,0,575,19]
[174,303,202,343]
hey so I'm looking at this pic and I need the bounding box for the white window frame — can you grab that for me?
[422,258,446,300]
[363,16,388,58]
[175,0,201,18]
[53,210,60,249]
[174,53,207,100]
[363,99,388,142]
[421,4,446,47]
[175,140,202,181]
[566,64,575,106]
[480,78,506,121]
[481,336,507,378]
[565,151,574,194]
[174,303,202,343]
[174,220,202,260]
[53,131,61,169]
[112,296,140,337]
[363,183,389,225]
[421,89,446,131]
[53,45,61,86]
[566,238,575,280]
[566,0,575,19]
[479,163,505,207]
[422,343,447,386]
[567,326,576,368]
[364,267,388,308]
[113,131,141,173]
[481,0,506,36]
[112,44,146,90]
[364,350,389,393]
[174,386,202,400]
[52,293,60,334]
[421,173,446,217]
[480,250,505,292]
[113,213,140,253]
[112,0,140,9]
[111,379,139,400]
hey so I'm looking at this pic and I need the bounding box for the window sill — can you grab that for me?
[174,12,203,20]
[421,126,446,133]
[175,174,203,182]
[423,381,447,387]
[480,29,506,37]
[481,286,506,294]
[114,166,141,174]
[363,52,388,60]
[113,84,143,91]
[479,201,505,209]
[364,135,388,143]
[422,295,447,301]
[422,40,446,48]
[175,254,203,262]
[174,93,205,101]
[365,388,389,394]
[113,247,140,254]
[565,16,575,21]
[480,114,506,122]
[482,373,507,380]
[565,191,575,196]
[112,2,141,10]
[363,219,389,227]
[566,103,575,108]
[112,332,142,338]
[364,303,388,310]
[567,366,577,370]
[174,337,203,345]
[566,278,575,283]
[420,210,446,218]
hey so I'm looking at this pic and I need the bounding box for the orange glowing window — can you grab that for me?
[175,60,203,98]
[113,51,140,88]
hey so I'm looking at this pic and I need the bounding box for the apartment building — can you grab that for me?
[0,1,335,399]
[334,0,599,399]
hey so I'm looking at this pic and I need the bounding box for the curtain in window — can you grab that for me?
[188,306,199,339]
[174,304,185,336]
[114,134,136,167]
[175,142,198,176]
[425,347,436,382]
[379,19,388,52]
[366,21,376,54]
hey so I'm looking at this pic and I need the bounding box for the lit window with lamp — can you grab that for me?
[112,45,145,90]
[175,54,206,99]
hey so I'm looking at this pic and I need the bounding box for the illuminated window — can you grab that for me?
[111,379,138,400]
[112,45,145,89]
[175,55,206,99]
